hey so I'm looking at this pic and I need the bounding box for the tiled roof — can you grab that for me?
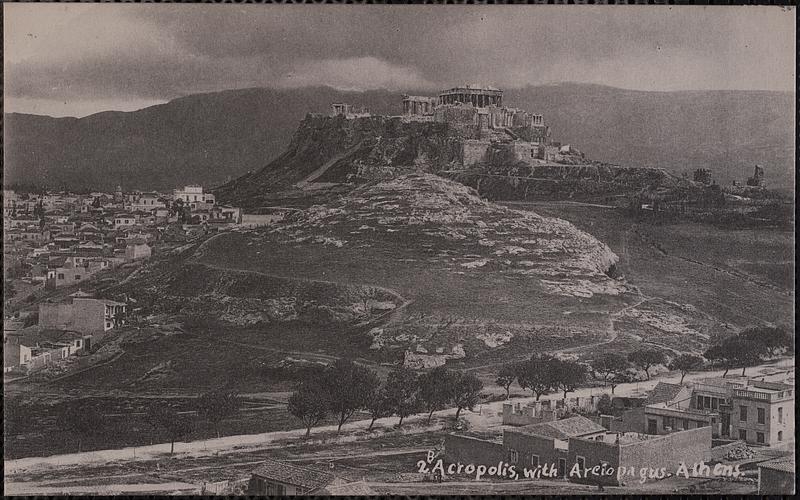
[646,382,684,405]
[519,415,606,440]
[758,457,795,473]
[38,329,88,343]
[320,481,376,495]
[251,459,334,491]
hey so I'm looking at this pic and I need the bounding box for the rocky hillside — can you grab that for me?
[214,114,466,206]
[270,174,621,286]
[113,253,400,328]
[194,174,717,365]
[4,84,793,191]
[215,112,700,207]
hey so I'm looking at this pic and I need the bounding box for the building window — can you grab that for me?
[757,408,765,424]
[576,456,586,470]
[75,275,81,280]
[777,431,783,441]
[778,407,783,424]
[531,455,539,467]
[711,398,718,410]
[740,406,747,422]
[58,273,65,280]
[696,395,704,409]
[510,450,518,463]
[756,432,765,444]
[683,419,690,430]
[739,429,747,441]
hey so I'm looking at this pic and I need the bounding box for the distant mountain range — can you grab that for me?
[4,84,794,192]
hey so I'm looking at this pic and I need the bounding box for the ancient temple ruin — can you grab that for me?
[334,84,561,167]
[330,103,371,119]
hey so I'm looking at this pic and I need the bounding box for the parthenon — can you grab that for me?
[438,84,503,107]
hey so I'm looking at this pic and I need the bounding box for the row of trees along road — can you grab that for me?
[494,326,792,400]
[38,327,790,455]
[288,360,484,437]
[495,354,588,401]
[703,326,792,377]
[49,389,242,454]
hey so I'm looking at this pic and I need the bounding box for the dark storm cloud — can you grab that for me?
[5,4,795,116]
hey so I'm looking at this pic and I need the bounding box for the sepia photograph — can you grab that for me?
[3,3,795,496]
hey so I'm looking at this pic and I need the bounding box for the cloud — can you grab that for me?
[276,57,436,92]
[4,4,795,117]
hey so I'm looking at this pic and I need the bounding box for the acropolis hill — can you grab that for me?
[214,84,699,208]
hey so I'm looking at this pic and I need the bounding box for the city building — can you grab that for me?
[503,415,608,477]
[4,327,91,373]
[125,242,152,261]
[757,457,795,494]
[173,185,216,209]
[113,213,138,228]
[503,397,601,426]
[690,378,794,447]
[567,427,712,486]
[128,192,166,211]
[445,417,712,486]
[39,295,127,334]
[248,460,335,495]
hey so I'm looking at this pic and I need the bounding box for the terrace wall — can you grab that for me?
[444,434,504,466]
[618,426,712,477]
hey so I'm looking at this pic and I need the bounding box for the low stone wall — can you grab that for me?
[444,434,504,466]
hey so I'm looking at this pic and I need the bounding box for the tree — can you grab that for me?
[627,349,666,380]
[516,354,557,401]
[197,390,242,438]
[704,334,770,377]
[365,387,392,431]
[418,366,457,424]
[551,359,587,399]
[58,403,105,453]
[724,336,769,377]
[146,402,195,455]
[495,364,517,400]
[590,353,630,393]
[287,381,330,438]
[738,327,792,358]
[669,354,704,384]
[452,372,483,419]
[323,359,380,433]
[385,366,419,427]
[703,344,732,377]
[597,394,613,415]
[170,198,184,217]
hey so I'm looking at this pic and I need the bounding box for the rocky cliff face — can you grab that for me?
[215,114,465,206]
[215,112,696,208]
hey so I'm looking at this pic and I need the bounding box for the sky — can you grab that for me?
[4,4,796,117]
